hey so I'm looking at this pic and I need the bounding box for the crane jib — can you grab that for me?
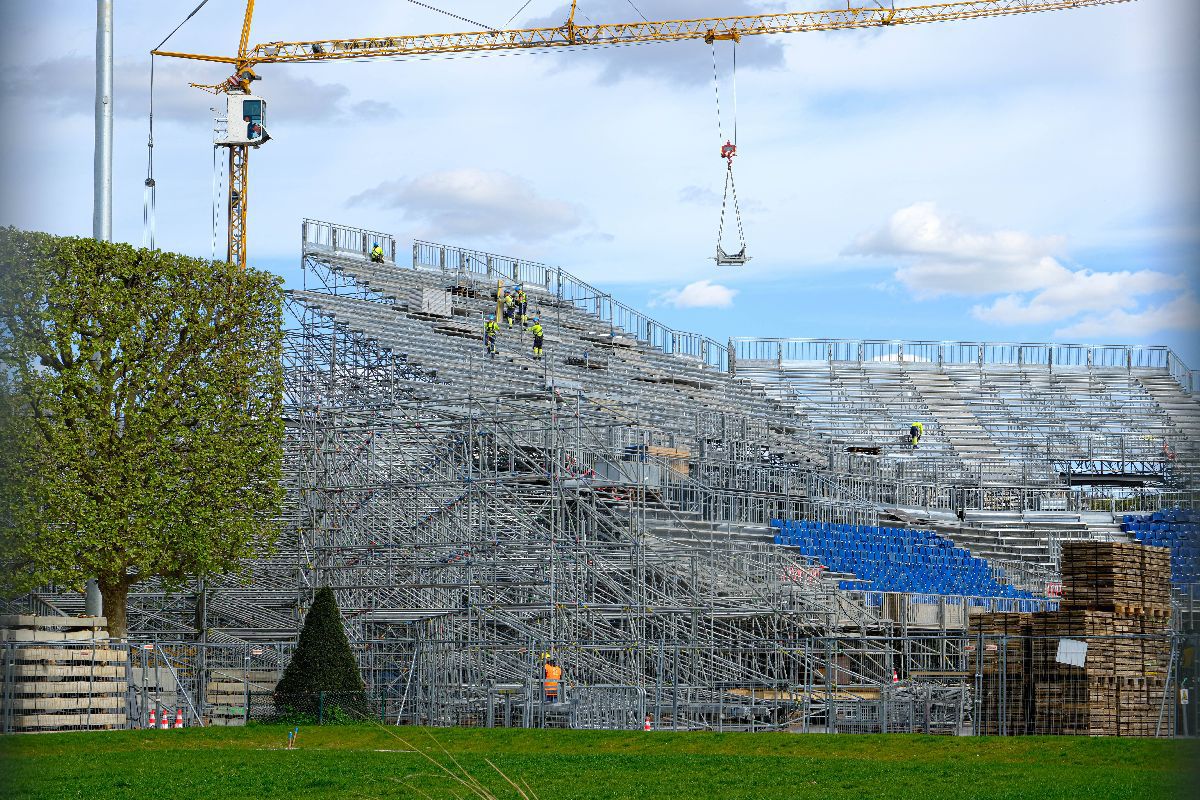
[147,0,1137,271]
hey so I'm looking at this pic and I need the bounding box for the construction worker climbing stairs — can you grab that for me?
[484,315,499,358]
[515,286,529,327]
[531,318,544,359]
[543,657,562,702]
[503,291,516,328]
[910,421,924,449]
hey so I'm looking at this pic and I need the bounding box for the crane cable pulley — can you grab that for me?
[712,40,748,266]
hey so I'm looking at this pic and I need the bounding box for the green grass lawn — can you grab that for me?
[0,724,1187,800]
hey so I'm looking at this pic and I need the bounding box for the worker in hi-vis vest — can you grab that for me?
[370,242,384,263]
[484,315,499,358]
[909,421,924,449]
[530,318,544,359]
[515,286,529,327]
[543,657,562,701]
[502,291,516,328]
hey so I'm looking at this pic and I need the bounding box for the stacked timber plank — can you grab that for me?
[205,668,280,726]
[1033,541,1174,737]
[0,615,128,733]
[969,612,1030,735]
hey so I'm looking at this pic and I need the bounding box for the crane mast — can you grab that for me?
[152,0,1135,269]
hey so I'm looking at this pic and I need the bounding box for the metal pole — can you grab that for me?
[87,0,113,618]
[93,0,113,242]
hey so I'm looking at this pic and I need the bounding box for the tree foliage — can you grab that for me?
[275,587,367,717]
[0,228,284,636]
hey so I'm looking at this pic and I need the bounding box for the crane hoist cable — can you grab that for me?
[404,0,498,32]
[504,1,535,28]
[144,0,213,252]
[712,40,749,267]
[211,119,226,263]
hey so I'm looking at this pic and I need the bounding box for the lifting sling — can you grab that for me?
[713,40,749,266]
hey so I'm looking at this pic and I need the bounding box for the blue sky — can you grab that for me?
[2,0,1197,364]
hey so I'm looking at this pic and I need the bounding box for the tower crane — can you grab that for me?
[153,0,1135,270]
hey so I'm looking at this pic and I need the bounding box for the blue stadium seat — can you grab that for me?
[1128,507,1199,586]
[769,518,1037,600]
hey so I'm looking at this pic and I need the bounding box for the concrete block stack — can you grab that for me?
[205,667,281,726]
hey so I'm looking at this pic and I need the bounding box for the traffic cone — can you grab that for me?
[643,715,652,731]
[147,708,156,728]
[174,709,184,729]
[160,708,169,729]
[892,669,899,684]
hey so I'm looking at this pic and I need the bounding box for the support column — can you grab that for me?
[93,0,113,242]
[227,145,249,268]
[87,0,113,619]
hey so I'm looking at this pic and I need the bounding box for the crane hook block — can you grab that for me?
[720,140,737,165]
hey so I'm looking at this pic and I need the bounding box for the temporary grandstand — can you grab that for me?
[6,219,1197,734]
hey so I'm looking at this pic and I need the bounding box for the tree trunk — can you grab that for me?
[97,577,131,639]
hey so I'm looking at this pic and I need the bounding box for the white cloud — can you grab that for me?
[0,56,398,125]
[651,280,738,309]
[847,201,1070,298]
[1053,292,1200,340]
[679,185,722,206]
[850,201,1194,339]
[348,168,584,242]
[972,268,1183,325]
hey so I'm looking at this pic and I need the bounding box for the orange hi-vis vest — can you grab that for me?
[544,663,562,694]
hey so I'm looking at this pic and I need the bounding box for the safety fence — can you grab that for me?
[730,337,1197,394]
[303,218,398,265]
[2,632,1193,736]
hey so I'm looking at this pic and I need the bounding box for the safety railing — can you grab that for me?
[303,219,397,264]
[731,337,1196,395]
[412,238,728,371]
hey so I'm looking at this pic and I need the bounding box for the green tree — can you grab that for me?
[0,228,284,637]
[275,587,367,718]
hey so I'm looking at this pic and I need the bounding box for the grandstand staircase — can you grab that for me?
[888,507,1131,591]
[1136,371,1200,469]
[905,368,1006,464]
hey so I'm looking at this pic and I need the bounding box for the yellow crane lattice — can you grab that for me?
[153,0,1135,268]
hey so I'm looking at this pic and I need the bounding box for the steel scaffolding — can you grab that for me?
[6,218,1195,733]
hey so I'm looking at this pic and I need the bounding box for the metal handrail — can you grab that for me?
[731,337,1196,394]
[306,221,1194,396]
[410,238,728,372]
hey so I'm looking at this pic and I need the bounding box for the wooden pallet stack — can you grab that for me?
[969,612,1030,735]
[1138,545,1173,618]
[0,615,127,733]
[1029,609,1116,736]
[205,668,280,726]
[1051,541,1174,737]
[1060,541,1145,613]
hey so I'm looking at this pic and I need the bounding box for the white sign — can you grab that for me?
[1056,638,1088,668]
